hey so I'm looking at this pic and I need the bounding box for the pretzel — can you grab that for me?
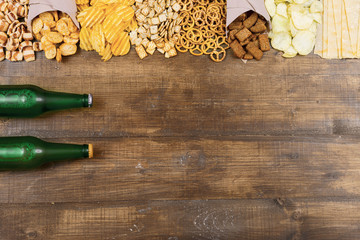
[210,46,226,62]
[177,0,227,62]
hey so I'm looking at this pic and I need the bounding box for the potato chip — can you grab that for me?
[265,0,276,17]
[276,3,288,18]
[291,11,313,29]
[289,19,298,37]
[292,30,315,55]
[311,12,322,24]
[271,31,292,51]
[272,14,290,33]
[90,23,105,53]
[310,0,323,13]
[111,31,130,56]
[282,45,298,57]
[79,26,93,51]
[101,43,113,61]
[77,5,106,28]
[76,0,90,4]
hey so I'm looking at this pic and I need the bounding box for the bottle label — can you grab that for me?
[0,89,36,109]
[0,143,35,161]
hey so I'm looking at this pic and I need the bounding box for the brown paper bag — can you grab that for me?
[27,0,79,31]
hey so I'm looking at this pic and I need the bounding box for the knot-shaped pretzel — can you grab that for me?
[177,0,228,62]
[210,46,226,62]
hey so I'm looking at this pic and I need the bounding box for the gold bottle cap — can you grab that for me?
[88,144,93,158]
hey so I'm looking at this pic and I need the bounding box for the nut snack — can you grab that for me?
[130,0,181,59]
[176,0,229,62]
[227,11,270,61]
[0,0,36,62]
[76,0,136,62]
[32,11,79,62]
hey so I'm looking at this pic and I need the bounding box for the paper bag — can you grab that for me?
[227,0,270,27]
[27,0,79,31]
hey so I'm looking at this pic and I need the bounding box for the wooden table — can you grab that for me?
[1,49,360,240]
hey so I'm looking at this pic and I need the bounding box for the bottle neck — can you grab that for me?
[43,92,92,111]
[42,142,90,162]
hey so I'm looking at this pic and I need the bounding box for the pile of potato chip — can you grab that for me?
[32,11,79,62]
[76,0,137,61]
[265,0,323,58]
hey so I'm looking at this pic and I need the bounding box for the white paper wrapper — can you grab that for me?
[227,0,270,27]
[27,0,79,31]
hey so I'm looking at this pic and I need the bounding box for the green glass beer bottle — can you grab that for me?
[0,85,93,117]
[0,136,93,170]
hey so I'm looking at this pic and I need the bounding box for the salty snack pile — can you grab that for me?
[227,11,270,61]
[0,0,35,62]
[32,11,79,62]
[265,0,322,58]
[315,0,360,59]
[130,0,181,59]
[76,0,136,61]
[176,0,229,62]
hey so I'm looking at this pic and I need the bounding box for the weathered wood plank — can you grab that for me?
[1,199,360,240]
[1,136,360,203]
[0,53,359,138]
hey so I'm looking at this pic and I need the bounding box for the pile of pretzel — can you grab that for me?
[0,0,38,62]
[176,0,229,62]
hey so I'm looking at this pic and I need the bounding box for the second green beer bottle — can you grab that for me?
[0,85,93,117]
[0,136,93,170]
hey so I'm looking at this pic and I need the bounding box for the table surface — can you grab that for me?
[1,49,360,240]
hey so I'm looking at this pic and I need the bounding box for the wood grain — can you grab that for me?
[1,199,360,240]
[0,50,360,138]
[1,136,360,203]
[1,49,360,239]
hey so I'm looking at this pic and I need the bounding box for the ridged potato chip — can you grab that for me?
[292,30,315,55]
[79,27,93,50]
[77,5,106,28]
[111,31,130,56]
[77,0,136,60]
[76,0,90,4]
[100,43,112,61]
[90,23,105,53]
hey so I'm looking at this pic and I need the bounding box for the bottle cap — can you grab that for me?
[88,144,93,158]
[88,94,93,107]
